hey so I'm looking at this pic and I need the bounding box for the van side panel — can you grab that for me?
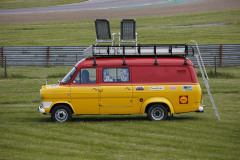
[189,66,199,83]
[132,84,201,113]
[131,65,201,114]
[132,66,194,83]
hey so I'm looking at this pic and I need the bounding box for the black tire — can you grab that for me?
[147,104,168,121]
[51,105,72,122]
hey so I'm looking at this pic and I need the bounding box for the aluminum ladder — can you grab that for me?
[191,40,220,120]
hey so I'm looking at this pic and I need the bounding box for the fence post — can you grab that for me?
[220,44,222,67]
[214,56,217,76]
[1,47,3,68]
[4,56,7,78]
[47,46,50,67]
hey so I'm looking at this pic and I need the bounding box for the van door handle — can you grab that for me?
[92,88,98,91]
[125,87,131,90]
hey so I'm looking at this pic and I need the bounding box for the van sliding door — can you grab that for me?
[99,67,133,114]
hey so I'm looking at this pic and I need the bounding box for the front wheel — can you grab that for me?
[51,105,72,122]
[147,104,168,121]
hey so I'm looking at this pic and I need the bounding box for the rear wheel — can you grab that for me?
[51,105,72,122]
[147,104,168,121]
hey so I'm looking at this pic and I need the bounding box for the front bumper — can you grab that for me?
[38,105,45,114]
[38,102,52,114]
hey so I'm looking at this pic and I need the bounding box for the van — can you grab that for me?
[38,44,203,122]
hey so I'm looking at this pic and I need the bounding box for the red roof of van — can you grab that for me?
[76,57,193,67]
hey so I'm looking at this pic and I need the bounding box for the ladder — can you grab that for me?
[191,40,220,120]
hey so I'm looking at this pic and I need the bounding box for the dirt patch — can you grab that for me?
[0,0,239,23]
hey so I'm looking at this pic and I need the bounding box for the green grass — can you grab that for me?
[0,66,240,159]
[197,68,237,79]
[0,0,87,9]
[0,9,240,46]
[0,6,240,159]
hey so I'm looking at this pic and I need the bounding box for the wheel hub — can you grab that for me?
[151,108,164,120]
[55,109,68,122]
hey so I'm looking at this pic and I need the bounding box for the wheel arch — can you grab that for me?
[141,97,175,114]
[50,102,75,114]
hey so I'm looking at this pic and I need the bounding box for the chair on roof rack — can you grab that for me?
[119,19,137,46]
[95,19,116,46]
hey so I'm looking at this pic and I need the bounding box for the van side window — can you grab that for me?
[73,68,96,84]
[103,68,129,83]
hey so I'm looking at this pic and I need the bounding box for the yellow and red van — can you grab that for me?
[38,45,203,122]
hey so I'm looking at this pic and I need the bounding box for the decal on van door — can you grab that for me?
[179,95,188,104]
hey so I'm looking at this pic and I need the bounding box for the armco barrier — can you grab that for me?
[0,45,240,67]
[0,46,86,67]
[188,44,240,67]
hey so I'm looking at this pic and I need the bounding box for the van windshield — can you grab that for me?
[60,67,77,84]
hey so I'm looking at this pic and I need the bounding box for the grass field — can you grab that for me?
[0,3,240,159]
[0,0,87,9]
[0,9,240,46]
[0,66,239,160]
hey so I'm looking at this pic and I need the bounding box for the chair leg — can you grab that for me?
[95,39,98,46]
[95,40,98,54]
[135,41,138,55]
[136,32,138,54]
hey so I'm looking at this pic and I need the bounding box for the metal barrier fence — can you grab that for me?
[1,45,240,67]
[188,44,240,67]
[0,46,86,67]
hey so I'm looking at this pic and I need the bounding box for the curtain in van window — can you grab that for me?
[103,68,129,83]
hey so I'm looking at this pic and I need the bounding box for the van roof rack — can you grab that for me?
[83,44,194,66]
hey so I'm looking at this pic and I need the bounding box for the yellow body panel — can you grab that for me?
[41,83,201,115]
[71,85,99,114]
[40,85,72,114]
[41,84,70,99]
[132,84,201,114]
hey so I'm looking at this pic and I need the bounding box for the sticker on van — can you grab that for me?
[136,86,144,91]
[170,86,177,90]
[179,95,188,104]
[149,87,164,90]
[183,85,193,91]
